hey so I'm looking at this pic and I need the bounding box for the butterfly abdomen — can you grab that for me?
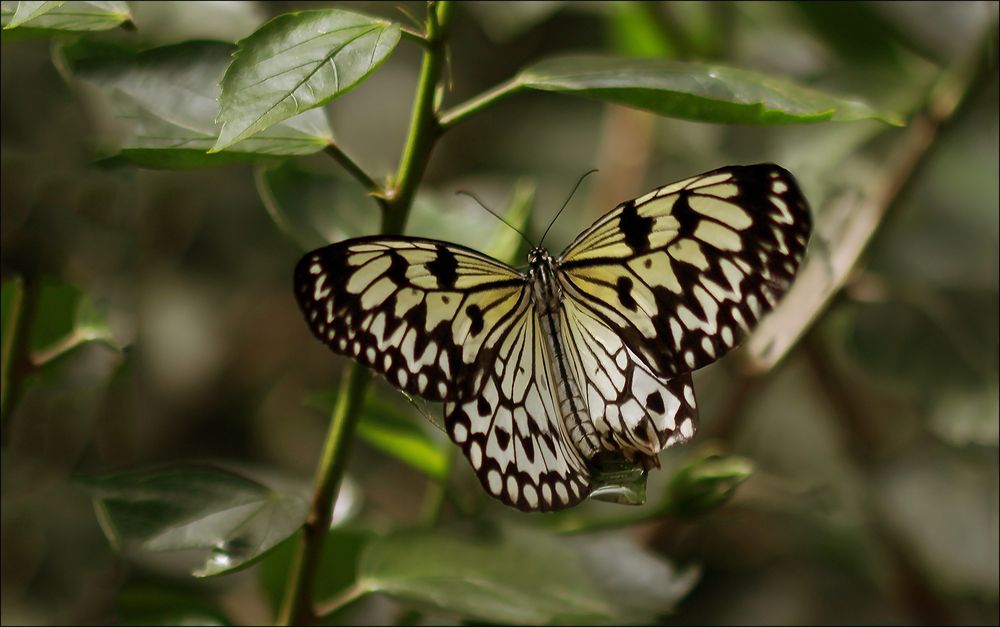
[529,248,601,460]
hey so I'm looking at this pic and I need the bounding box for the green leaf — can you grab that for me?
[1,276,25,413]
[358,522,616,625]
[2,0,130,34]
[81,465,309,577]
[665,447,754,518]
[64,40,332,168]
[213,9,401,152]
[309,388,448,481]
[5,1,61,28]
[28,279,119,366]
[358,396,449,481]
[254,160,376,252]
[516,55,904,126]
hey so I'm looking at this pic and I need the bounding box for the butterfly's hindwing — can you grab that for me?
[444,310,591,512]
[559,290,698,458]
[294,237,527,402]
[558,164,812,377]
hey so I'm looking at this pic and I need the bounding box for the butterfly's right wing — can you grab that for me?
[295,236,528,402]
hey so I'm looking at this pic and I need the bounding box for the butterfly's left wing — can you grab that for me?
[557,164,811,378]
[295,236,591,512]
[294,236,528,402]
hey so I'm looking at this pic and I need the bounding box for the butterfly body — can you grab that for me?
[527,247,602,461]
[295,164,812,512]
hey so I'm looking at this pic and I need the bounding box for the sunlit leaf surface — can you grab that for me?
[517,55,904,126]
[213,9,400,151]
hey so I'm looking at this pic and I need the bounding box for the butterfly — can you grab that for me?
[294,164,812,512]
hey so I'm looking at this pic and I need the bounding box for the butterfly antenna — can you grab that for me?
[539,168,599,249]
[455,190,534,249]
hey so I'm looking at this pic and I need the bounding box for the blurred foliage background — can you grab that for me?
[1,1,998,625]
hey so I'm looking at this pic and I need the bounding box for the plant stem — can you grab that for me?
[322,143,388,213]
[314,582,369,622]
[278,365,371,626]
[438,78,521,130]
[277,3,456,624]
[385,1,454,235]
[0,276,37,445]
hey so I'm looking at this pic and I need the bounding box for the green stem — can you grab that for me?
[278,365,371,626]
[385,1,454,235]
[314,582,369,622]
[437,78,522,130]
[277,3,456,624]
[322,143,387,213]
[400,25,429,47]
[0,276,37,445]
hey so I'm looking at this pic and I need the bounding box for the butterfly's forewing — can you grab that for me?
[294,236,528,402]
[557,164,812,378]
[296,236,593,512]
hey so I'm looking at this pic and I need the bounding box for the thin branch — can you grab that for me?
[314,582,368,621]
[0,276,38,445]
[437,78,521,130]
[322,143,389,214]
[400,25,429,47]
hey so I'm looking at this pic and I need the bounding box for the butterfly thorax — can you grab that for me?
[526,247,601,460]
[527,248,561,316]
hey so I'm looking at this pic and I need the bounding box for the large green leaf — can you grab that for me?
[516,55,903,126]
[213,9,400,152]
[82,465,309,577]
[357,522,699,624]
[1,0,130,35]
[359,523,614,625]
[64,40,332,168]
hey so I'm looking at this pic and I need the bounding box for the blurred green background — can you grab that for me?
[1,1,997,625]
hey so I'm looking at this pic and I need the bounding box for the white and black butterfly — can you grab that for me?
[294,164,811,512]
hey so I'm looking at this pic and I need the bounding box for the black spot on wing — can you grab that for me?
[646,392,665,414]
[427,245,459,289]
[477,396,491,417]
[615,276,637,311]
[385,250,410,284]
[618,201,654,253]
[495,426,510,450]
[466,304,484,336]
